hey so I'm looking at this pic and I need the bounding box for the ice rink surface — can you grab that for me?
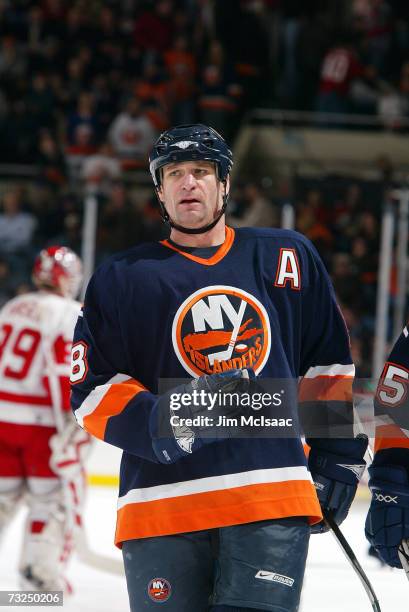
[0,486,406,612]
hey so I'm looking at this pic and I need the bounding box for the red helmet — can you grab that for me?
[32,246,83,298]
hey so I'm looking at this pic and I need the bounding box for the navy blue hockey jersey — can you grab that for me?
[373,325,409,468]
[70,227,354,545]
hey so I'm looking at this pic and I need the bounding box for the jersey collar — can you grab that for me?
[160,226,235,266]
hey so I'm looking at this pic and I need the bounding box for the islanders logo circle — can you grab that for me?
[147,577,172,603]
[172,285,271,377]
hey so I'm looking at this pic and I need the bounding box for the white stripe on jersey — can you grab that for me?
[403,326,408,338]
[117,466,312,509]
[0,477,24,492]
[0,403,55,427]
[26,477,60,496]
[304,363,355,378]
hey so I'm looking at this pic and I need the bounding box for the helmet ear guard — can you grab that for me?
[148,124,233,234]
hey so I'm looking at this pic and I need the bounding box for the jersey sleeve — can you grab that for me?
[70,267,159,462]
[372,326,409,470]
[297,239,355,445]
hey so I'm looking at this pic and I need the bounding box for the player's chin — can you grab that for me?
[175,211,208,228]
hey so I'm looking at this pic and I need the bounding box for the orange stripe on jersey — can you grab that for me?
[374,424,409,452]
[299,376,353,402]
[83,379,146,440]
[114,480,322,545]
[160,226,235,266]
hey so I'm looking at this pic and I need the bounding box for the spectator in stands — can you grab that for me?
[62,57,86,110]
[0,257,16,308]
[0,189,37,283]
[296,189,333,263]
[140,195,168,242]
[81,142,122,196]
[61,6,90,53]
[26,72,56,132]
[198,64,238,138]
[351,0,393,78]
[66,91,100,152]
[331,253,361,308]
[133,60,169,131]
[228,183,278,228]
[377,61,409,128]
[2,99,37,163]
[332,182,364,249]
[108,97,156,166]
[50,211,82,254]
[315,31,374,123]
[133,0,175,55]
[97,182,142,256]
[215,0,269,110]
[164,34,196,125]
[90,74,120,134]
[36,131,67,189]
[0,36,26,94]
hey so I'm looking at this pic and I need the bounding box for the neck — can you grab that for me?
[169,220,226,247]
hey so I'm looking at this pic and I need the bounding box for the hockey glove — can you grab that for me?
[365,465,409,568]
[308,435,368,533]
[150,368,255,464]
[49,420,92,480]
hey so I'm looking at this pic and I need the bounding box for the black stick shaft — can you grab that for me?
[323,512,381,612]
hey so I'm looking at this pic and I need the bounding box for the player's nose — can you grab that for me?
[181,172,197,189]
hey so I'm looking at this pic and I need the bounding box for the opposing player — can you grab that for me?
[71,124,367,611]
[365,327,409,570]
[0,246,90,592]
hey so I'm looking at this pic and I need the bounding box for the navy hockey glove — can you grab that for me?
[365,465,409,568]
[150,369,255,464]
[308,435,367,533]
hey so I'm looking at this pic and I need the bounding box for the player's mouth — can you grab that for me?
[178,198,202,206]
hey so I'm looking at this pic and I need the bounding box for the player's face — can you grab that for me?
[159,161,226,229]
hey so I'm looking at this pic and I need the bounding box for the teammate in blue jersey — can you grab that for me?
[365,326,409,572]
[70,124,367,612]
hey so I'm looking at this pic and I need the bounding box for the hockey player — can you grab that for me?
[0,246,90,592]
[365,327,409,569]
[71,124,367,612]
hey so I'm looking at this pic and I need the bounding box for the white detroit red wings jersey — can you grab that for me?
[0,291,81,427]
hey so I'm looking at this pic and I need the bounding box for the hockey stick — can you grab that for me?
[323,511,381,612]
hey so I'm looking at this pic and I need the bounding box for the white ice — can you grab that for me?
[0,487,406,612]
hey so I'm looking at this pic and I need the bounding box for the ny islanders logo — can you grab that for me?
[172,285,271,377]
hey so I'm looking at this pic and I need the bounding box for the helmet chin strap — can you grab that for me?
[157,181,229,235]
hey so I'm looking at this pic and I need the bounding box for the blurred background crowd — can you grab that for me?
[0,0,408,375]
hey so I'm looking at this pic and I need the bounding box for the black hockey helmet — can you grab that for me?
[149,124,233,189]
[148,124,233,234]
